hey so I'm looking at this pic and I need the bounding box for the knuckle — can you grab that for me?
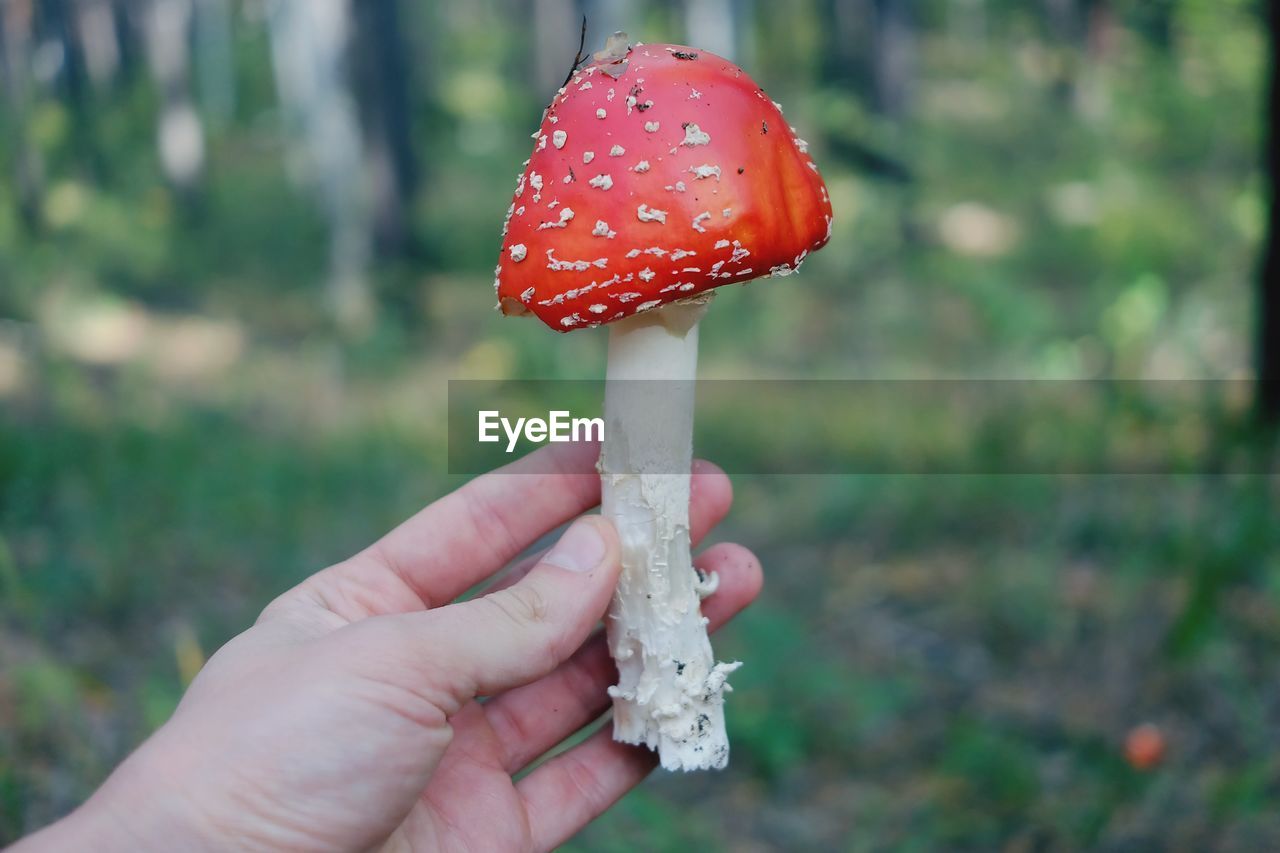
[487,585,551,628]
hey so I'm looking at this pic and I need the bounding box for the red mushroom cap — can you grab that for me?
[494,37,833,332]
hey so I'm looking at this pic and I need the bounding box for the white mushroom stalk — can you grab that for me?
[600,295,741,771]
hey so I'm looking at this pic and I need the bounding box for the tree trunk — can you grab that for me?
[352,0,417,257]
[825,0,871,87]
[1259,0,1280,424]
[0,0,44,231]
[44,0,103,177]
[113,0,144,85]
[194,0,236,127]
[871,0,913,118]
[75,0,122,89]
[266,0,374,335]
[143,0,207,193]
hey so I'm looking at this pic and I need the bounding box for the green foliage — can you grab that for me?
[2,0,1278,849]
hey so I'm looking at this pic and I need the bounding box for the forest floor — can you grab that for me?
[2,290,1278,850]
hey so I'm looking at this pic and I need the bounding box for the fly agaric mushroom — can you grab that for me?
[493,33,832,771]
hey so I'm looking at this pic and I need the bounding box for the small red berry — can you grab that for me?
[1124,723,1166,771]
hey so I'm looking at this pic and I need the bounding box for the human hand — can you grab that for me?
[16,443,761,852]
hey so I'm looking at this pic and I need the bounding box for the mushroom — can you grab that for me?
[493,33,832,771]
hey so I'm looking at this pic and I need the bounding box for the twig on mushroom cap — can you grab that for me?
[560,16,589,91]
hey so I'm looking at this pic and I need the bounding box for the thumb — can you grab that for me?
[390,515,621,700]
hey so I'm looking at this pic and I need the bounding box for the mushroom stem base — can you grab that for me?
[601,299,739,772]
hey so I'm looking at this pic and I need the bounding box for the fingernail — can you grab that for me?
[543,518,607,573]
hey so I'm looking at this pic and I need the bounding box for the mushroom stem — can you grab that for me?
[601,296,740,771]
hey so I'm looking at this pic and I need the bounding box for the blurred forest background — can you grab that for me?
[3,0,1280,849]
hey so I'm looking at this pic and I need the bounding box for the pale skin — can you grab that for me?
[9,442,761,853]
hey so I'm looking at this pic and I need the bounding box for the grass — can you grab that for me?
[5,382,1278,847]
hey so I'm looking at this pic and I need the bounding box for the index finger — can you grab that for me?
[363,440,603,608]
